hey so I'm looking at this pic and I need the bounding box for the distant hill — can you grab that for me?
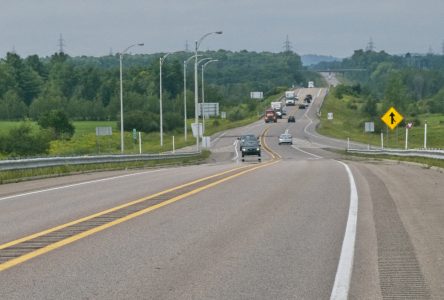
[301,54,341,66]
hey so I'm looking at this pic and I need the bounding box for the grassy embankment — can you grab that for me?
[318,89,444,168]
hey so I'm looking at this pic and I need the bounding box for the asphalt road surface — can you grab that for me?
[1,88,443,299]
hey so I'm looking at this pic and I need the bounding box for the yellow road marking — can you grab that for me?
[0,160,280,272]
[0,165,251,251]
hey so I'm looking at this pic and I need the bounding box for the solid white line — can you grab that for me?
[291,145,323,159]
[317,88,322,98]
[330,161,358,300]
[0,169,166,202]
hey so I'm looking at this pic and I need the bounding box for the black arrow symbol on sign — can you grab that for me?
[389,112,395,124]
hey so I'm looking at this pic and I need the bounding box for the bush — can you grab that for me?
[120,110,159,133]
[38,110,75,140]
[0,123,51,157]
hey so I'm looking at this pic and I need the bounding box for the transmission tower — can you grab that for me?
[283,35,292,54]
[58,33,66,53]
[185,40,190,52]
[366,37,375,51]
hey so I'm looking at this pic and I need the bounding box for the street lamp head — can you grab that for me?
[215,31,223,34]
[138,43,144,46]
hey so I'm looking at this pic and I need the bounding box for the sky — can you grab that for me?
[1,0,444,59]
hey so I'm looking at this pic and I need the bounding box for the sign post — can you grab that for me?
[405,122,413,150]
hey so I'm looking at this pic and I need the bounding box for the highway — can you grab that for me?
[1,88,443,299]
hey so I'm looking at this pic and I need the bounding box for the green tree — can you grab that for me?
[0,91,28,119]
[37,110,75,140]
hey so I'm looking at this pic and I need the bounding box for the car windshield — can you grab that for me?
[244,140,259,146]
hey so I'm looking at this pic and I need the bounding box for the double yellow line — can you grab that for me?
[0,130,281,272]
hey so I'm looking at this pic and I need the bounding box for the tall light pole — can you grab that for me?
[201,59,218,133]
[194,31,222,151]
[184,54,202,141]
[159,52,171,147]
[119,43,144,153]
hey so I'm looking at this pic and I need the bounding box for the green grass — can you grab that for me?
[318,93,444,149]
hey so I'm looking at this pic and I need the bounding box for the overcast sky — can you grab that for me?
[1,0,444,58]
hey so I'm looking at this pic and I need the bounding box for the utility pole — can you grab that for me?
[185,40,190,52]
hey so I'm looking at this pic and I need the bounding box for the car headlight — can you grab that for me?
[256,148,260,151]
[242,148,246,151]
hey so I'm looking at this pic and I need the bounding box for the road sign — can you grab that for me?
[381,106,404,130]
[95,127,112,136]
[365,122,375,132]
[191,123,203,137]
[327,112,333,120]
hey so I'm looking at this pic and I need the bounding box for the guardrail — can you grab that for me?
[0,152,200,171]
[347,148,444,160]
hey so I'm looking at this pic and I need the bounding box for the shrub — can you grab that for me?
[0,123,51,157]
[38,110,75,140]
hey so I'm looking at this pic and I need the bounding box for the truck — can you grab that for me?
[285,91,296,106]
[271,101,284,118]
[264,108,277,123]
[308,81,314,88]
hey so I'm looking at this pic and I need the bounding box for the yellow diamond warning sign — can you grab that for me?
[381,107,404,130]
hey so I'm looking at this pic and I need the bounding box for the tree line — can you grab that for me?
[0,49,310,156]
[0,50,306,126]
[315,49,444,117]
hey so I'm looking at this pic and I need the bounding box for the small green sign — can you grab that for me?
[132,128,137,140]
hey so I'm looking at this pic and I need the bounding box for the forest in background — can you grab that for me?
[314,49,444,117]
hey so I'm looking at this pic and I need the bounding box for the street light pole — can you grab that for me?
[201,59,218,133]
[119,43,144,153]
[159,52,171,147]
[184,54,202,141]
[194,31,222,151]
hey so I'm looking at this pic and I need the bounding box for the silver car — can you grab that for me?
[278,133,293,145]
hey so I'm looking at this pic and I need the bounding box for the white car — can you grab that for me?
[278,133,293,145]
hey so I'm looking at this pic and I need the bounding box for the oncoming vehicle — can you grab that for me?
[278,133,293,145]
[238,134,257,151]
[288,115,295,123]
[241,139,261,162]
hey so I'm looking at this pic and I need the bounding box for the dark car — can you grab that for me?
[241,139,261,162]
[299,103,306,109]
[239,134,257,150]
[288,115,295,123]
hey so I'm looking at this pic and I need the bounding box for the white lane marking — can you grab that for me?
[291,146,323,159]
[317,88,322,98]
[0,169,166,202]
[211,132,226,147]
[330,161,358,300]
[232,140,239,161]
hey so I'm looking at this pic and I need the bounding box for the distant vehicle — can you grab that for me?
[285,91,296,105]
[308,81,314,88]
[305,94,312,103]
[299,103,306,109]
[288,116,295,123]
[241,139,261,161]
[282,106,287,115]
[265,108,277,123]
[238,134,257,151]
[278,133,293,145]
